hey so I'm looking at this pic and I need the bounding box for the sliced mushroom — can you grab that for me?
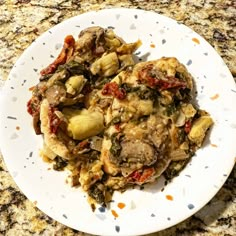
[114,139,158,167]
[75,26,105,61]
[45,83,67,106]
[46,69,69,88]
[78,26,105,48]
[90,136,103,152]
[153,156,172,179]
[32,81,47,97]
[60,94,84,106]
[40,99,74,160]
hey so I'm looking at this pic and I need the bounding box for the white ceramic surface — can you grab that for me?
[0,8,236,236]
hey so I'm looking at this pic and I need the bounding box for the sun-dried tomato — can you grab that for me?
[138,65,187,91]
[184,120,192,133]
[27,97,40,116]
[78,140,89,149]
[102,82,126,100]
[48,107,61,134]
[40,35,75,76]
[129,167,155,184]
[129,170,142,182]
[114,123,121,132]
[138,168,155,183]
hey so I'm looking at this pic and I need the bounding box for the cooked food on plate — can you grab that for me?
[27,26,213,208]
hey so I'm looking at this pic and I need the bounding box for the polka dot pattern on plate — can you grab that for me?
[0,8,235,236]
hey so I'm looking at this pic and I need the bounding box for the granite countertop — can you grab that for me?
[0,0,235,235]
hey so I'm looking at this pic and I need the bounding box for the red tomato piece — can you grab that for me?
[102,82,126,100]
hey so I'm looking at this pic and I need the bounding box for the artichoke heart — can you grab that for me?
[188,115,213,146]
[65,75,87,95]
[63,108,105,140]
[90,52,119,77]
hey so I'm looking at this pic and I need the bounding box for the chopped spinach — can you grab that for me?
[88,184,105,205]
[110,133,123,157]
[39,73,53,81]
[164,159,190,180]
[59,60,86,75]
[89,150,100,161]
[175,71,186,81]
[136,87,157,100]
[95,77,112,89]
[178,128,186,144]
[120,83,133,93]
[53,156,68,171]
[165,103,177,116]
[177,88,192,101]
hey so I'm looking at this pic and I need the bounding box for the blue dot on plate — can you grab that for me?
[162,39,166,44]
[98,206,106,213]
[186,59,192,66]
[187,204,195,210]
[115,225,120,232]
[62,214,68,219]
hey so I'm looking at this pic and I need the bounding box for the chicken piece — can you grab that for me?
[100,138,120,176]
[40,99,73,160]
[105,176,127,190]
[79,160,104,191]
[133,57,193,92]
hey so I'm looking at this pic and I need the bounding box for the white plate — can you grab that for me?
[0,8,236,236]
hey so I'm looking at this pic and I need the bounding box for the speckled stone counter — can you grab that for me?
[0,1,235,235]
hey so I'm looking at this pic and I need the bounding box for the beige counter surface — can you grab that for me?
[0,1,235,235]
